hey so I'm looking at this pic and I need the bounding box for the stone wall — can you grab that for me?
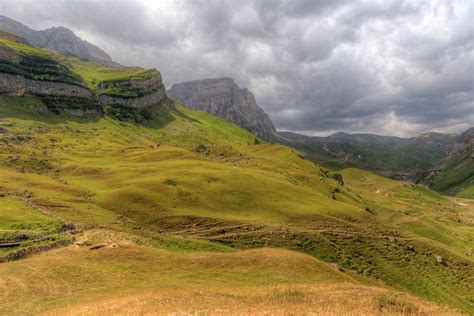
[0,238,73,263]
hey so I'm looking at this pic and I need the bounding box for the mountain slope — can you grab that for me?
[420,128,474,198]
[0,32,167,117]
[0,15,117,67]
[0,95,472,313]
[279,130,457,180]
[168,78,277,141]
[0,35,473,314]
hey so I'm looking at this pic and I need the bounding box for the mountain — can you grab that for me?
[0,15,117,67]
[168,78,277,141]
[0,30,473,314]
[279,130,457,180]
[0,30,168,118]
[419,128,474,197]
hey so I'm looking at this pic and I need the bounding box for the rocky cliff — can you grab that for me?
[445,127,474,157]
[168,78,276,140]
[96,71,167,109]
[0,72,92,98]
[0,15,117,67]
[0,33,168,117]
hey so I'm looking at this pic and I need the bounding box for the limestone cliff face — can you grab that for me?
[0,72,97,113]
[97,88,167,109]
[96,72,167,109]
[168,78,276,140]
[0,21,168,116]
[0,73,93,98]
[0,72,168,114]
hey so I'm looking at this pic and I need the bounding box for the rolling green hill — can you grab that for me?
[0,34,473,314]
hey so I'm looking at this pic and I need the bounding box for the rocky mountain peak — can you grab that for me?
[168,77,277,141]
[0,15,118,67]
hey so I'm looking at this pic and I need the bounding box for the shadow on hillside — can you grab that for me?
[0,96,186,130]
[173,107,201,124]
[0,95,102,125]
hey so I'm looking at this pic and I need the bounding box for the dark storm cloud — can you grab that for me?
[1,0,473,136]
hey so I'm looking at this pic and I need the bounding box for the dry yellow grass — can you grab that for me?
[43,283,459,316]
[0,237,461,316]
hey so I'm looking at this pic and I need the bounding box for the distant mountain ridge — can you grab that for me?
[0,15,118,67]
[279,130,461,180]
[168,78,277,141]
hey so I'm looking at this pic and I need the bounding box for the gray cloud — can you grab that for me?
[1,0,473,137]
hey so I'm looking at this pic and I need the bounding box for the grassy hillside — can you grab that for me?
[0,96,473,314]
[0,34,83,86]
[421,141,474,199]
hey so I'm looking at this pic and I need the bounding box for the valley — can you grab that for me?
[0,15,473,316]
[0,95,473,314]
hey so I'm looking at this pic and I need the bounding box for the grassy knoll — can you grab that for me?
[0,95,473,313]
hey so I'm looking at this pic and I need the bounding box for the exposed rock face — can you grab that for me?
[0,73,92,98]
[168,78,276,140]
[0,15,117,67]
[0,73,168,114]
[97,88,167,109]
[445,127,474,157]
[96,73,167,109]
[97,73,163,93]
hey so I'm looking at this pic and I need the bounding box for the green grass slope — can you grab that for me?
[0,96,473,313]
[423,145,474,198]
[67,57,161,98]
[0,34,83,86]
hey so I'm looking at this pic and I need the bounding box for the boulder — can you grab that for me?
[435,255,444,264]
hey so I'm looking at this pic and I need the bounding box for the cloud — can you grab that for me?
[0,0,473,137]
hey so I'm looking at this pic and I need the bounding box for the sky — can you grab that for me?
[1,0,473,137]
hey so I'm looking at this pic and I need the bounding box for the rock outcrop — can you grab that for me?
[96,72,167,109]
[97,89,166,109]
[0,72,168,115]
[0,73,92,98]
[168,78,276,141]
[0,32,168,116]
[0,15,117,67]
[445,127,474,157]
